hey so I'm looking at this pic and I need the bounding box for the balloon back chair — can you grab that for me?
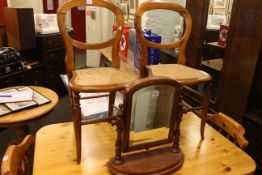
[135,1,212,143]
[108,77,184,175]
[57,0,138,163]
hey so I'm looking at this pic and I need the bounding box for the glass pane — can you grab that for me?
[129,85,176,147]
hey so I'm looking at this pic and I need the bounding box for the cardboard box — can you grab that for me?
[134,30,161,68]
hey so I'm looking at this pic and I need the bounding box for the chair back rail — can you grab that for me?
[206,112,248,149]
[57,0,124,79]
[135,0,192,76]
[1,135,34,175]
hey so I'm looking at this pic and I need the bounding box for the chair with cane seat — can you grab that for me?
[206,112,248,149]
[135,0,212,145]
[57,0,138,163]
[1,135,34,175]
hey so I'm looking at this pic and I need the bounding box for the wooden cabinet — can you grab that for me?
[36,33,68,97]
[4,8,36,51]
[0,64,44,89]
[205,29,219,43]
[212,0,262,172]
[216,0,262,122]
[243,110,262,173]
[0,25,7,47]
[203,42,225,60]
[159,49,178,64]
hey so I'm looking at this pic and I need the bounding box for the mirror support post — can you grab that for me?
[112,106,124,165]
[172,101,183,153]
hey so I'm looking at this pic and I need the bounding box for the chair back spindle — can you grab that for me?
[206,112,248,149]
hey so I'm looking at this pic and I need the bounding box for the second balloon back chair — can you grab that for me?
[57,0,138,163]
[135,0,212,144]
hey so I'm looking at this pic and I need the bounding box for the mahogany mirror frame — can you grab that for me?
[121,77,183,152]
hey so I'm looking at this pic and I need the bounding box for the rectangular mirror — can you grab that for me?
[123,82,181,152]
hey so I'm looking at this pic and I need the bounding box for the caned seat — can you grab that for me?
[147,64,211,85]
[57,0,138,163]
[135,0,212,141]
[71,68,137,91]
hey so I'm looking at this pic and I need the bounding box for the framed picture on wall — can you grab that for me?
[213,0,228,9]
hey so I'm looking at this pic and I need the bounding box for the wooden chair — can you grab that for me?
[206,112,248,149]
[108,76,184,175]
[57,0,138,163]
[135,0,212,142]
[1,135,34,175]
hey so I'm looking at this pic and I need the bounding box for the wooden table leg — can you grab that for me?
[15,125,30,139]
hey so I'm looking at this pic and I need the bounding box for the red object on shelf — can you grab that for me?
[218,24,229,46]
[112,25,131,58]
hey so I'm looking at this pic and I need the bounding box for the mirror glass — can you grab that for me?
[129,85,176,147]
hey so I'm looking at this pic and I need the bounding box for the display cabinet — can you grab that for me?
[36,33,68,97]
[0,63,44,89]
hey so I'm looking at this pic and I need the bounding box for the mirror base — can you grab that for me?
[107,146,184,175]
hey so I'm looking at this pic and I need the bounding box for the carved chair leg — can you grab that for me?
[113,126,123,165]
[113,109,123,165]
[72,91,81,164]
[200,83,211,140]
[172,106,183,153]
[109,91,116,117]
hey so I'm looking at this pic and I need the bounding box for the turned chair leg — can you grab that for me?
[108,91,116,117]
[200,83,211,140]
[72,91,81,164]
[173,103,183,153]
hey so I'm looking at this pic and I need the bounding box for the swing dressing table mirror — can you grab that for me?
[108,77,184,175]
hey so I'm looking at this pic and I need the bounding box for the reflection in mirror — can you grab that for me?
[129,85,176,147]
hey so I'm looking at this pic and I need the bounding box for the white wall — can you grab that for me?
[7,0,43,13]
[86,7,114,67]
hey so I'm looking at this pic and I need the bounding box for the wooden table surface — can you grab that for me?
[33,112,256,175]
[0,86,58,127]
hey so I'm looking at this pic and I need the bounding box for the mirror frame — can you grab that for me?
[122,77,183,152]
